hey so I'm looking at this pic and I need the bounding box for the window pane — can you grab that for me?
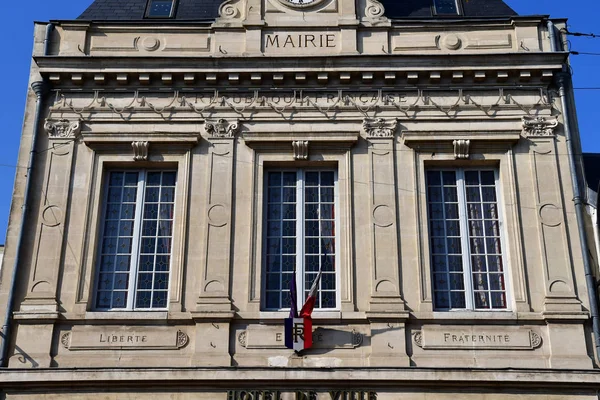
[95,170,175,310]
[147,0,174,18]
[264,169,337,310]
[428,169,507,311]
[434,0,458,14]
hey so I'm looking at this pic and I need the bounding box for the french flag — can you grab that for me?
[284,253,324,352]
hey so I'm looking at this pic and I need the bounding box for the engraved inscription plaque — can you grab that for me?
[414,326,542,350]
[65,326,189,351]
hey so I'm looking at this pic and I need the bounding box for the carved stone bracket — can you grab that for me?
[453,139,470,159]
[292,140,309,160]
[522,116,559,137]
[363,118,398,138]
[44,119,81,139]
[205,119,239,138]
[132,141,149,161]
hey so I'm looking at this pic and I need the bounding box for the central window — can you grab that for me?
[263,169,338,311]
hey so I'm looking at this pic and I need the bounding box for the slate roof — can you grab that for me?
[78,0,517,21]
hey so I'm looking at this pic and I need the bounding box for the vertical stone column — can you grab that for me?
[523,116,581,313]
[196,119,238,316]
[192,119,238,367]
[20,117,81,315]
[363,118,409,366]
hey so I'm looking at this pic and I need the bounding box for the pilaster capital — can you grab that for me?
[363,118,398,138]
[205,118,239,138]
[44,119,81,139]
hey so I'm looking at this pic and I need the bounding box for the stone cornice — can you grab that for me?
[0,367,599,387]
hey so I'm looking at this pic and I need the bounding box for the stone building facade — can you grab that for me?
[1,0,599,398]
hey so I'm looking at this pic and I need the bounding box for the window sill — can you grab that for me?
[84,311,168,320]
[259,311,342,320]
[411,310,518,321]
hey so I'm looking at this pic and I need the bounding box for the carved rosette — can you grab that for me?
[238,331,247,348]
[132,141,149,161]
[413,331,423,348]
[363,118,398,138]
[530,331,542,348]
[352,330,364,347]
[292,141,309,160]
[522,116,559,137]
[177,330,189,348]
[205,119,239,138]
[61,332,71,349]
[44,119,81,139]
[453,139,470,159]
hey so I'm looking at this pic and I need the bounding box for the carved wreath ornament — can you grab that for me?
[522,116,559,137]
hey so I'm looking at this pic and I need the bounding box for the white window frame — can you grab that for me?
[262,168,341,312]
[426,168,510,311]
[433,0,461,15]
[92,170,176,311]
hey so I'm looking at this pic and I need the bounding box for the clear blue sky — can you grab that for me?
[0,0,599,244]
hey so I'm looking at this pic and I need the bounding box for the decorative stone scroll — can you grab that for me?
[363,118,398,138]
[44,119,81,139]
[205,118,239,138]
[453,139,470,159]
[218,0,244,20]
[522,116,559,137]
[292,141,309,160]
[132,141,149,161]
[366,0,385,18]
[62,326,189,351]
[413,326,543,350]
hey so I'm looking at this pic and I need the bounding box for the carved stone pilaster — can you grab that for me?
[205,119,239,138]
[522,116,559,137]
[44,119,81,139]
[292,141,309,160]
[363,118,398,138]
[453,139,470,159]
[132,141,149,161]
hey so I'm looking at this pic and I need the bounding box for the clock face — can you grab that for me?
[281,0,321,8]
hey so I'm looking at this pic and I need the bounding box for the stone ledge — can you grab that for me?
[0,367,599,386]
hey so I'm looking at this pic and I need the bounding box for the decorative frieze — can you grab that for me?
[292,141,309,160]
[132,141,149,161]
[44,119,81,139]
[363,118,398,138]
[205,119,239,138]
[453,139,470,159]
[522,116,559,137]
